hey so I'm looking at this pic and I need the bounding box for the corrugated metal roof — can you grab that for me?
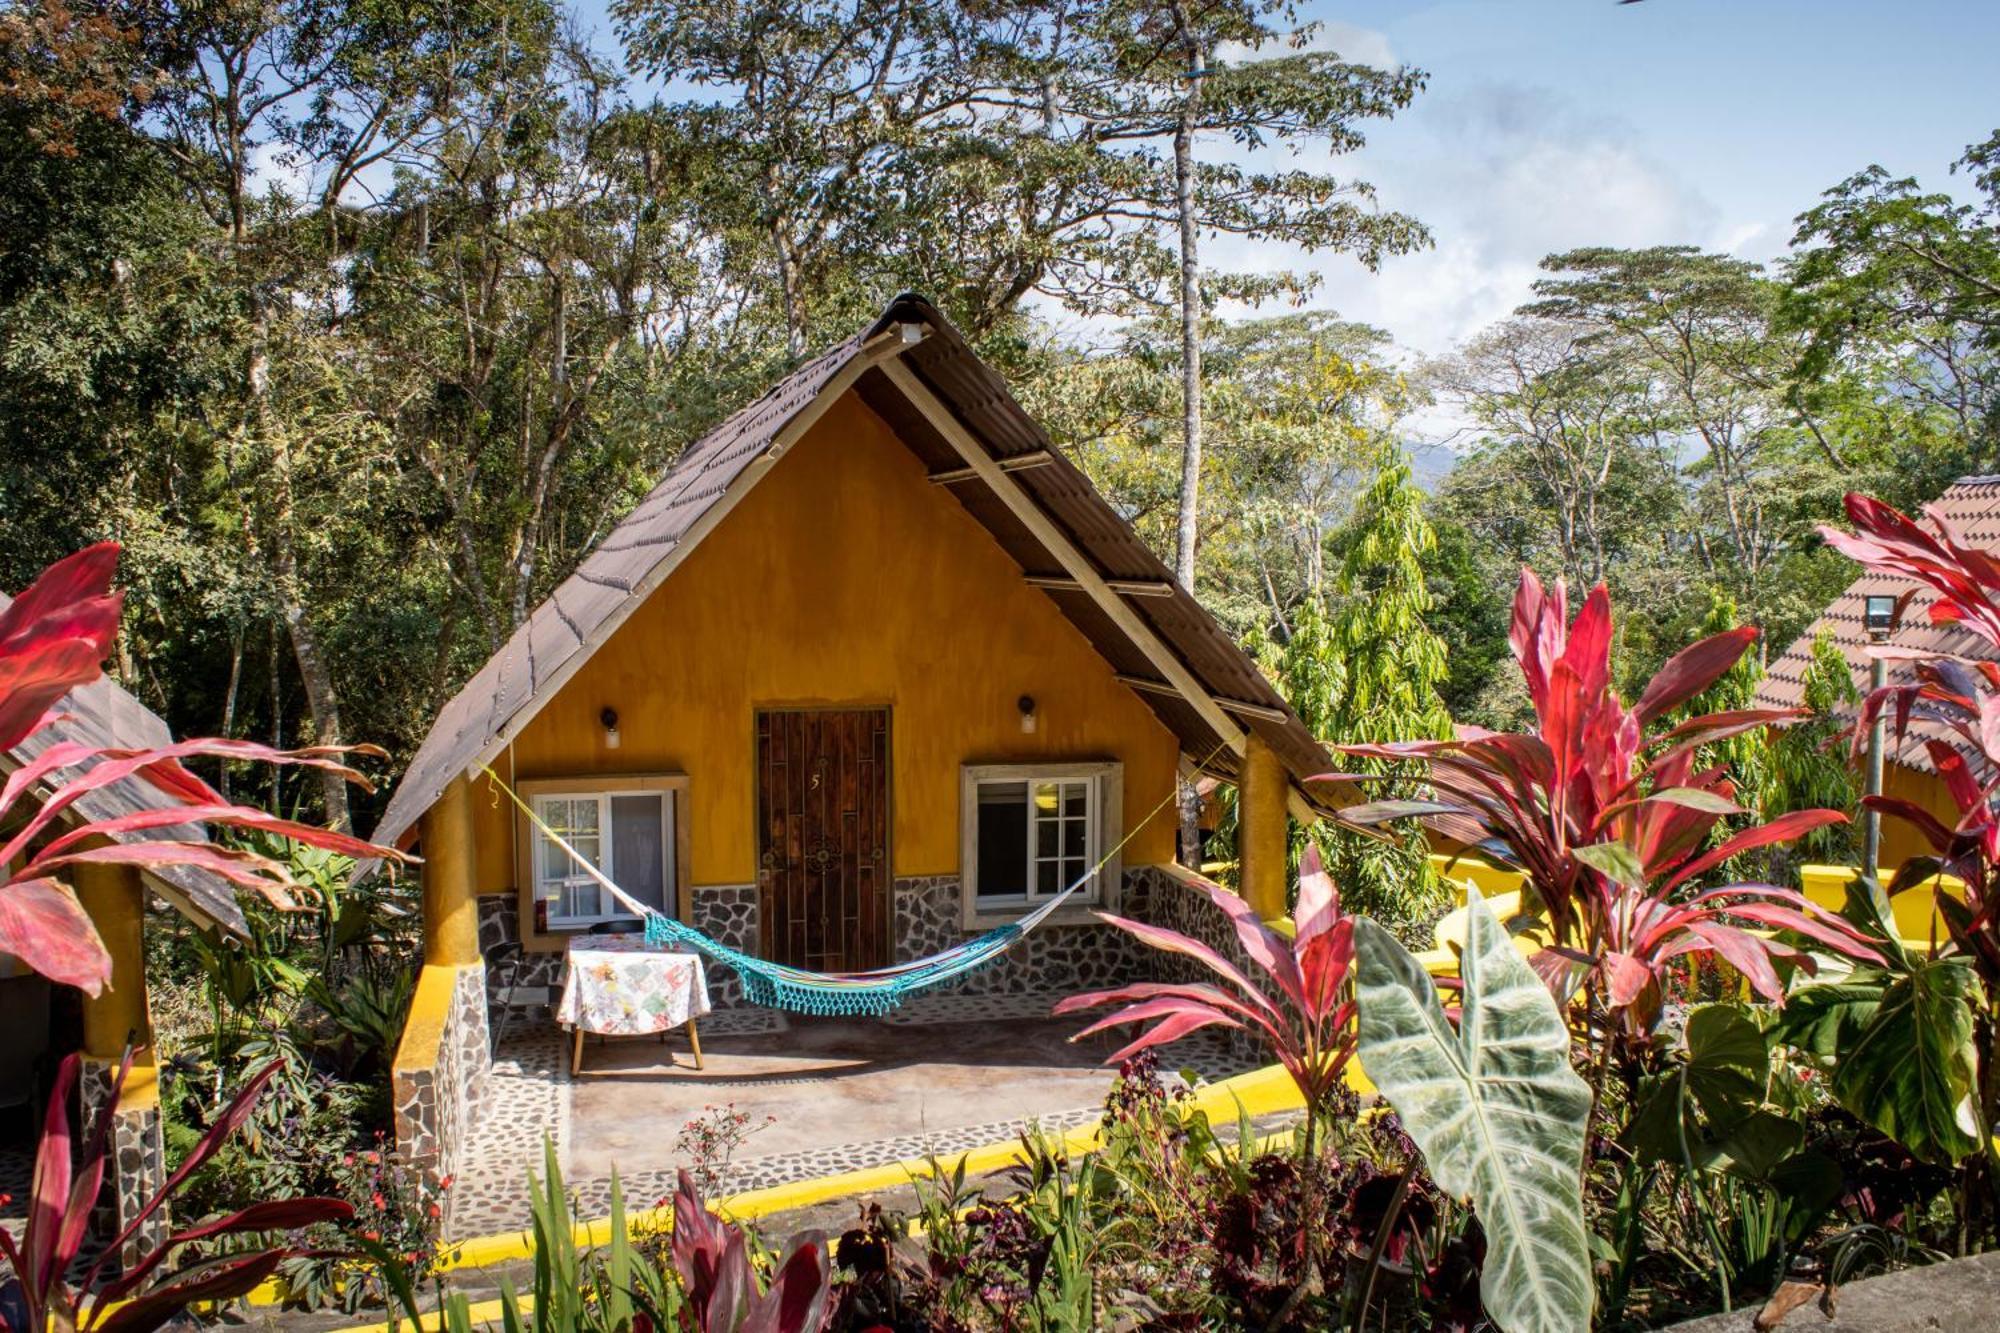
[370,295,1335,855]
[0,593,245,936]
[1755,475,2000,775]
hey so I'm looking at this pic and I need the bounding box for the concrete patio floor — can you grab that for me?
[447,991,1254,1238]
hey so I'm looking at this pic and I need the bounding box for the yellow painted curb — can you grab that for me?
[329,1064,1321,1331]
[437,1061,1308,1275]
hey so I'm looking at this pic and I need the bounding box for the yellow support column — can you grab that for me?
[1238,733,1290,921]
[73,860,152,1058]
[73,858,166,1270]
[420,773,481,967]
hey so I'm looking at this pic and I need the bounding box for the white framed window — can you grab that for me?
[514,776,685,937]
[961,762,1122,918]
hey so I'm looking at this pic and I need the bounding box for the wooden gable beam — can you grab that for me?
[1025,574,1177,599]
[883,357,1252,761]
[928,449,1055,484]
[1114,674,1292,724]
[885,357,1326,826]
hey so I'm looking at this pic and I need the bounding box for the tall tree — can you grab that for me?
[1296,445,1451,928]
[1781,130,2000,477]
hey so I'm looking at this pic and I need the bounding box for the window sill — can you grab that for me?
[962,901,1107,932]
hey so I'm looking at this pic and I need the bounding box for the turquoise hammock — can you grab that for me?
[483,765,1158,1017]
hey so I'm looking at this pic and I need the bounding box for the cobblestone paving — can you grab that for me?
[445,994,1258,1240]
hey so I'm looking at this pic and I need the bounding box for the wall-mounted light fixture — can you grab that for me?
[1864,593,1899,643]
[1018,694,1038,735]
[601,707,621,750]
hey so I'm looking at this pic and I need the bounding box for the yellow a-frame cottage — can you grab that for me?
[372,296,1339,1181]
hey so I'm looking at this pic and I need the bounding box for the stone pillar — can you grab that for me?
[73,860,167,1269]
[420,773,481,967]
[1237,732,1290,921]
[394,773,490,1207]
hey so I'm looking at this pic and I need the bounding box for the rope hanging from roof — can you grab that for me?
[479,762,1189,1016]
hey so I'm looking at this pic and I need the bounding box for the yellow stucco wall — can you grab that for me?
[1879,761,1958,869]
[466,389,1180,901]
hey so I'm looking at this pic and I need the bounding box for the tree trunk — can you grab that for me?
[767,164,806,361]
[1170,20,1208,867]
[220,627,243,804]
[1170,37,1206,593]
[250,320,352,833]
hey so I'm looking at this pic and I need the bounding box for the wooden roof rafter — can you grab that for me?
[880,356,1328,825]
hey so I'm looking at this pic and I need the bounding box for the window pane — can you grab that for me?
[976,782,1028,898]
[1064,783,1088,818]
[1037,860,1057,895]
[1037,816,1059,858]
[1064,820,1085,858]
[1034,782,1060,814]
[611,794,668,914]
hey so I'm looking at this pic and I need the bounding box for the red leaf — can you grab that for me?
[1085,912,1282,1018]
[1603,951,1655,1008]
[1634,627,1759,726]
[746,1234,830,1333]
[89,1250,288,1333]
[36,803,395,866]
[1194,878,1307,1012]
[1663,809,1849,891]
[1860,795,1958,854]
[1067,995,1243,1046]
[1099,1008,1238,1066]
[1053,981,1272,1031]
[1709,899,1887,965]
[1293,844,1341,947]
[0,878,109,993]
[1682,921,1785,1002]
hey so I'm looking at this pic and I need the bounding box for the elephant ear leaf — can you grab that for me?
[1355,887,1595,1333]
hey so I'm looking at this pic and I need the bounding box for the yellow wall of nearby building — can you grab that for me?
[1879,761,1959,869]
[465,389,1181,905]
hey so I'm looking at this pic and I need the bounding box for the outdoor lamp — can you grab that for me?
[1864,594,1898,643]
[1018,694,1038,734]
[601,706,621,749]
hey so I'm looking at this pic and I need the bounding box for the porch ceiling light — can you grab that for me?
[1018,694,1038,734]
[601,706,621,749]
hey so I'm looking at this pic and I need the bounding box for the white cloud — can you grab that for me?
[1216,18,1399,71]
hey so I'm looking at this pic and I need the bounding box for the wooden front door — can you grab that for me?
[755,708,890,971]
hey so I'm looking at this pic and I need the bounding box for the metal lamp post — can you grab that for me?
[1861,593,1898,876]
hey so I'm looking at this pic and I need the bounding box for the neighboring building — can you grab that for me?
[0,597,245,1263]
[374,295,1338,1182]
[1755,474,2000,868]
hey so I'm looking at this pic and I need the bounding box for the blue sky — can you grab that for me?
[571,0,1996,382]
[1257,0,1998,371]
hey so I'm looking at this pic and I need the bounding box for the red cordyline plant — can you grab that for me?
[669,1167,832,1333]
[1054,846,1356,1116]
[0,542,399,992]
[1817,491,2000,981]
[0,1053,352,1333]
[1332,569,1882,1033]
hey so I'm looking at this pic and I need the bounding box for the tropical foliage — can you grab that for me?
[0,1054,351,1333]
[0,542,399,992]
[1338,569,1880,1044]
[1355,888,1594,1333]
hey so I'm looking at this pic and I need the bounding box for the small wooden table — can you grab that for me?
[556,934,711,1075]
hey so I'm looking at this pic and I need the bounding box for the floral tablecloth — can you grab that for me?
[556,934,711,1036]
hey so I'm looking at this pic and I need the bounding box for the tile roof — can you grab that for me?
[1754,475,2000,775]
[0,593,245,936]
[369,295,1334,856]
